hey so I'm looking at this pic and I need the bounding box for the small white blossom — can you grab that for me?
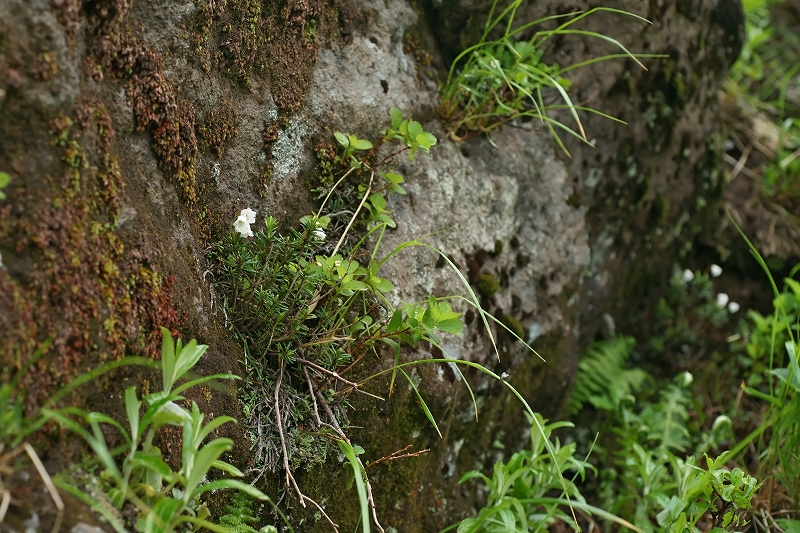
[710,264,723,277]
[681,269,695,283]
[716,292,730,308]
[233,214,254,237]
[240,208,256,224]
[679,371,694,387]
[727,301,740,314]
[313,228,326,241]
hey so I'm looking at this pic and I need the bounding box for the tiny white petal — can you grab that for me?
[241,208,257,224]
[679,372,694,387]
[313,228,326,241]
[716,292,730,308]
[710,264,722,277]
[681,269,694,283]
[727,301,740,314]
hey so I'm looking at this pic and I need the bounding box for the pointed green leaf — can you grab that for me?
[334,132,349,148]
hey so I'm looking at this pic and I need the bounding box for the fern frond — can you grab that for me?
[568,336,647,414]
[218,493,261,533]
[639,381,692,452]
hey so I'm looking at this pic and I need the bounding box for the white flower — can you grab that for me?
[313,228,326,241]
[681,269,694,283]
[233,214,254,237]
[710,264,722,277]
[240,208,256,224]
[716,292,730,308]
[727,301,740,314]
[679,371,694,387]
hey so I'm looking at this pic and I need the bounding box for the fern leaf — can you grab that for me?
[568,336,646,415]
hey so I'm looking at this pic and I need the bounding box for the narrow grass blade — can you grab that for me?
[399,368,442,438]
[339,440,370,533]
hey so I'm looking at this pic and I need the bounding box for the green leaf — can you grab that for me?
[124,386,142,442]
[369,276,393,293]
[0,172,10,188]
[184,438,234,495]
[776,519,800,533]
[196,415,237,445]
[458,470,490,484]
[145,497,183,533]
[161,327,177,393]
[173,339,209,386]
[338,441,370,533]
[334,131,349,148]
[390,108,403,129]
[407,120,423,140]
[191,478,269,500]
[172,373,240,396]
[87,412,130,445]
[415,133,432,150]
[350,137,373,150]
[436,318,463,334]
[130,451,173,480]
[384,172,404,184]
[210,459,245,477]
[369,193,387,210]
[387,309,404,333]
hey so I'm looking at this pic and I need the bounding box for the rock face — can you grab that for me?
[0,0,741,530]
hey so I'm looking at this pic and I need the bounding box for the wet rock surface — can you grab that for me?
[0,0,742,530]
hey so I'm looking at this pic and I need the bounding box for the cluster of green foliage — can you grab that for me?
[46,329,284,533]
[210,111,461,476]
[567,336,646,414]
[726,0,800,201]
[219,493,277,533]
[463,339,761,533]
[439,3,654,154]
[448,415,635,533]
[733,235,800,516]
[210,110,502,532]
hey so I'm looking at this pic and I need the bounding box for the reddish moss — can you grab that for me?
[29,52,60,81]
[0,101,177,413]
[88,1,198,203]
[197,102,239,159]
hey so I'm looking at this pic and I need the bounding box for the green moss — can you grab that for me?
[493,239,503,256]
[502,314,525,339]
[477,272,500,298]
